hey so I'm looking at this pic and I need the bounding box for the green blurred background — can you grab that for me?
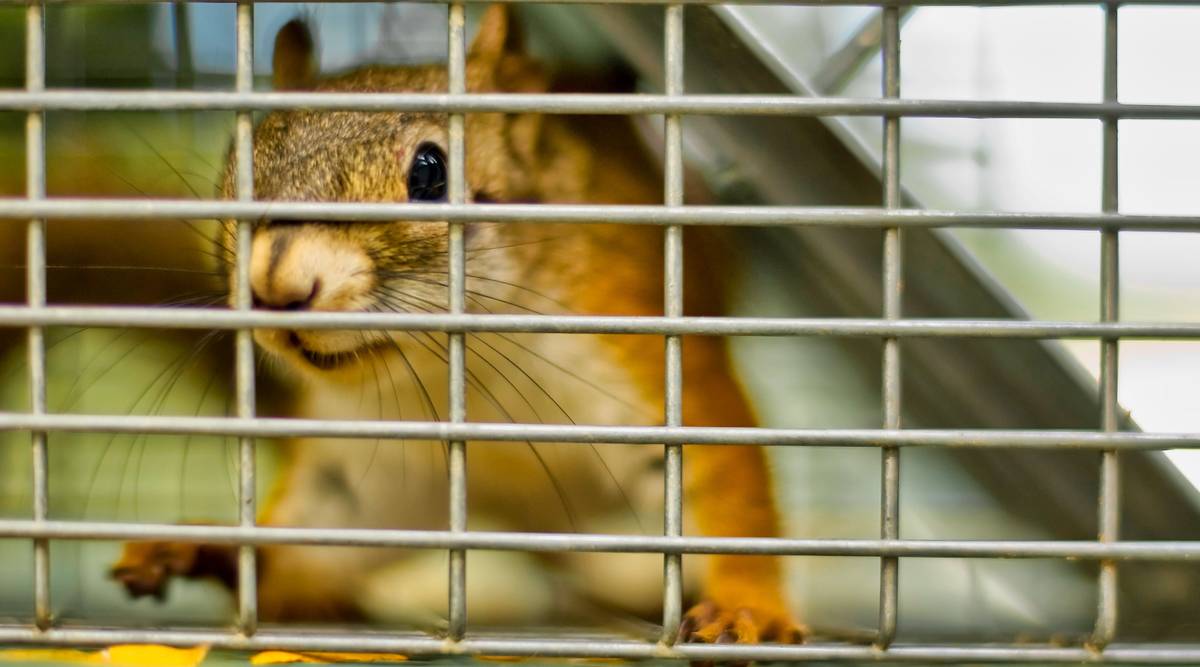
[0,2,263,626]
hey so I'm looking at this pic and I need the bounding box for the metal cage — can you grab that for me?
[1,0,1200,663]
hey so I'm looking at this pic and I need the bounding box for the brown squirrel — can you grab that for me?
[112,5,802,645]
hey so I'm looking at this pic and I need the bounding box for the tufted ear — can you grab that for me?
[468,5,520,66]
[466,6,550,191]
[273,19,318,90]
[468,5,547,94]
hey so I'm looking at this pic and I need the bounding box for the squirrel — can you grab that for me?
[112,5,803,645]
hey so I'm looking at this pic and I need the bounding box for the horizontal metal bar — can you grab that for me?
[0,0,1190,6]
[1,200,1198,230]
[5,519,1200,561]
[3,91,1200,119]
[2,306,1200,339]
[1,413,1197,450]
[0,626,1198,663]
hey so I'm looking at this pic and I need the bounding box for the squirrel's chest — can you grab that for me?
[270,330,664,535]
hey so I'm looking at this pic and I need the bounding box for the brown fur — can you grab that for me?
[114,6,801,644]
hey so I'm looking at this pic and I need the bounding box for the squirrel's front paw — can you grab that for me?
[110,540,237,601]
[679,600,805,644]
[110,541,201,600]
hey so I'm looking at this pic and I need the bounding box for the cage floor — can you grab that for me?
[0,652,1142,667]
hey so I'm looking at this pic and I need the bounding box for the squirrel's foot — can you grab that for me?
[110,541,198,600]
[110,541,237,601]
[679,600,806,645]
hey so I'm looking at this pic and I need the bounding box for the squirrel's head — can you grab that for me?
[218,6,561,378]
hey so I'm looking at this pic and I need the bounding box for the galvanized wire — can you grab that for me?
[233,0,259,637]
[446,0,469,641]
[4,0,1200,661]
[24,0,50,633]
[4,307,1200,338]
[660,1,685,646]
[1,626,1199,664]
[1093,2,1121,649]
[5,414,1200,450]
[4,200,1200,230]
[877,4,901,649]
[10,519,1200,560]
[0,0,1190,7]
[6,91,1200,116]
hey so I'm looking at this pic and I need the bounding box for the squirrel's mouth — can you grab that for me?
[282,331,364,371]
[298,346,360,371]
[254,328,381,373]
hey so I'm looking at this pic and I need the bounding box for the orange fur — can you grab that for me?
[114,5,801,644]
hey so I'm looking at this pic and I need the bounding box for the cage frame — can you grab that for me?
[2,0,1200,662]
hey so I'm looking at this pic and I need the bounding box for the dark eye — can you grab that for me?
[407,142,448,202]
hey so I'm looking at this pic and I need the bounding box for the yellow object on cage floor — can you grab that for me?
[0,645,417,666]
[249,651,408,664]
[0,644,208,667]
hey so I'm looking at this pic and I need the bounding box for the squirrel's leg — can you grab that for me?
[678,336,804,645]
[111,537,237,602]
[681,445,804,644]
[112,441,365,622]
[112,540,364,622]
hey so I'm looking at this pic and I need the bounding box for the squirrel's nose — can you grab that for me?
[246,224,372,314]
[249,228,322,311]
[252,277,320,311]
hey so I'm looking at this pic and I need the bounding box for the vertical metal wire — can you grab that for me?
[234,0,258,637]
[25,0,49,632]
[446,1,468,642]
[1093,1,1120,649]
[172,4,194,90]
[660,3,685,646]
[877,4,902,650]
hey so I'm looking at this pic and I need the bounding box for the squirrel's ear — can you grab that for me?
[273,19,318,90]
[468,5,521,64]
[467,6,547,94]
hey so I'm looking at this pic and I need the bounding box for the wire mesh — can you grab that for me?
[661,1,685,646]
[234,0,259,637]
[2,0,1199,662]
[24,0,50,634]
[877,4,901,650]
[447,0,469,640]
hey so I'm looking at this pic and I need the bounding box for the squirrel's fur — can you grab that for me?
[114,5,803,644]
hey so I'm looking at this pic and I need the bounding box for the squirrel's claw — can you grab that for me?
[110,541,203,602]
[110,560,170,601]
[680,598,806,645]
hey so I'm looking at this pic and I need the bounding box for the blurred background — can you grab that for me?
[1,0,1198,648]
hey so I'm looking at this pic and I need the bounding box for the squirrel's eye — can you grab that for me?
[407,142,448,202]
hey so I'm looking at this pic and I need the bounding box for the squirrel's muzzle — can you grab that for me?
[248,222,372,313]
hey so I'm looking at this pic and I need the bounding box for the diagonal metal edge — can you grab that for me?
[572,2,1200,640]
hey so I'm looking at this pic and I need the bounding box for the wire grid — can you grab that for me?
[1,0,1199,663]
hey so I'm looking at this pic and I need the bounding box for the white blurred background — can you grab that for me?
[743,3,1200,483]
